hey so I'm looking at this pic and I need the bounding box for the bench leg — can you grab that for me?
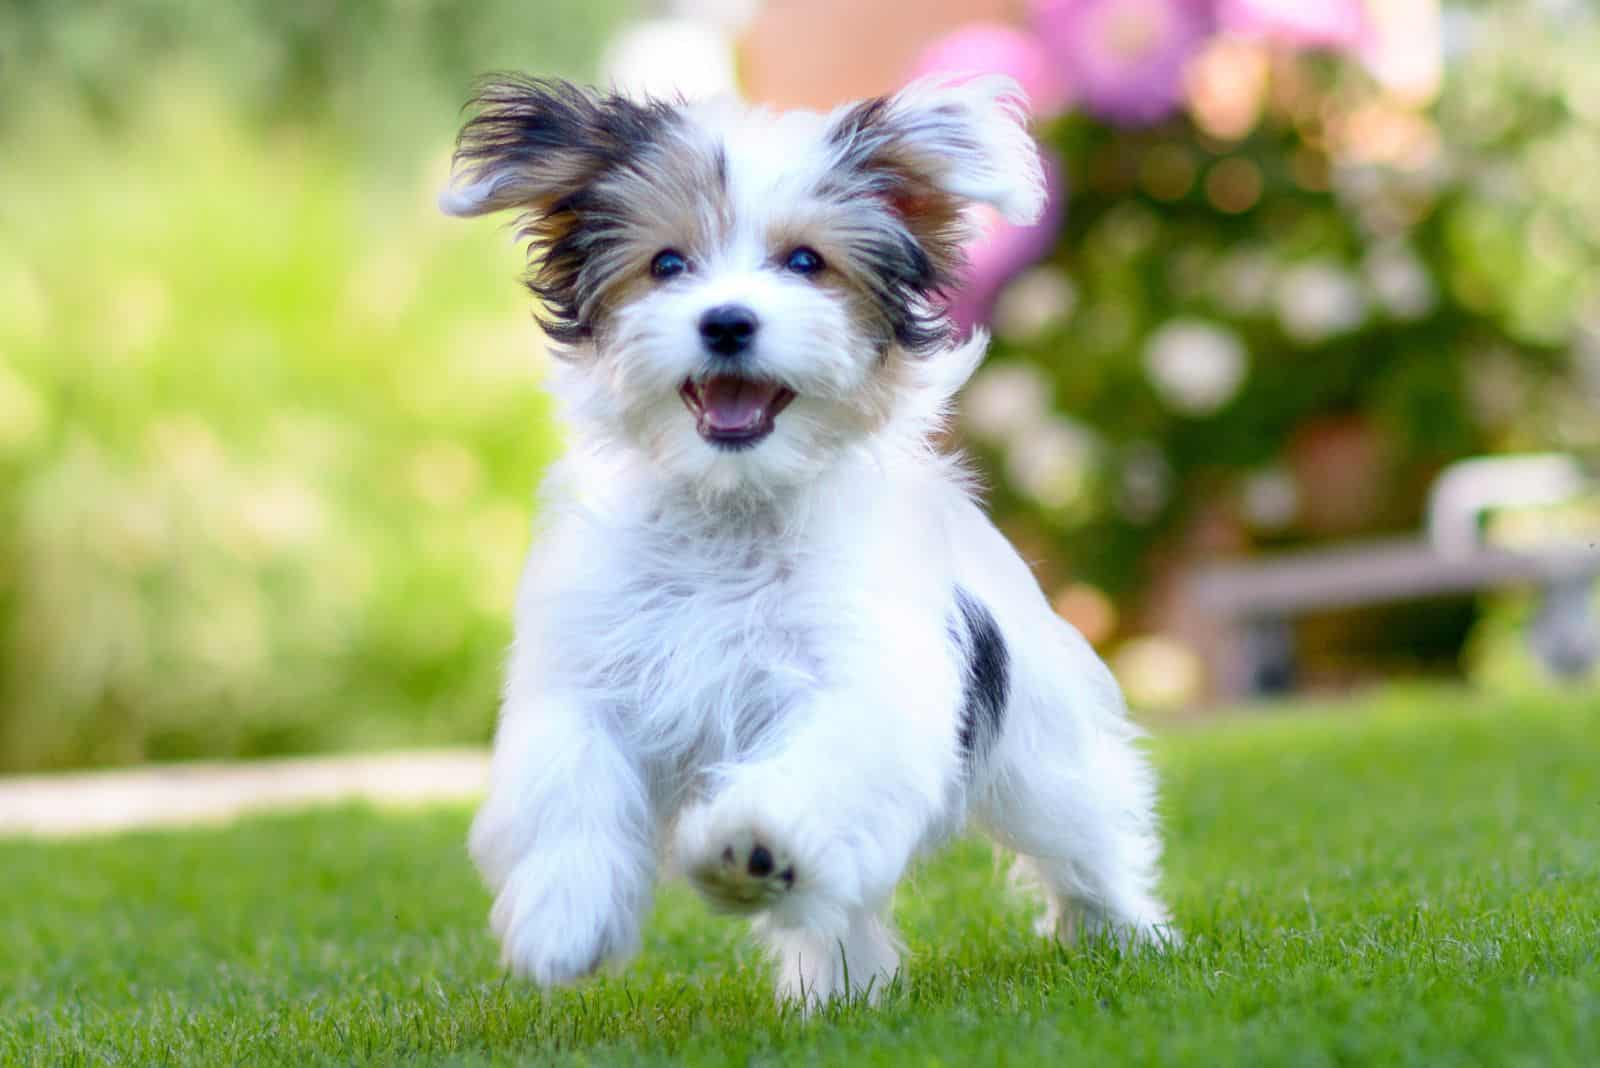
[1529,579,1600,679]
[1243,617,1297,696]
[1198,616,1296,702]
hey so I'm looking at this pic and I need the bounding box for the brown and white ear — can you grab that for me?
[829,74,1047,229]
[438,76,676,218]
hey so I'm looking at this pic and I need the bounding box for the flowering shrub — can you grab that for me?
[918,0,1600,691]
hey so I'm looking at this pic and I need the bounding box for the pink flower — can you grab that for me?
[947,153,1067,335]
[910,23,1072,119]
[1031,0,1212,126]
[1217,0,1371,51]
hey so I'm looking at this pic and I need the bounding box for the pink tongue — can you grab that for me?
[700,376,779,431]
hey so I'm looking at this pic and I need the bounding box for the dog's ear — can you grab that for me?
[440,77,684,345]
[827,75,1047,249]
[439,76,677,218]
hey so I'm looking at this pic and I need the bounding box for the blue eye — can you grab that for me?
[651,249,688,280]
[784,247,825,276]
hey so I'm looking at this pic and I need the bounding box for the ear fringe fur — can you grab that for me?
[890,330,991,443]
[884,74,1047,226]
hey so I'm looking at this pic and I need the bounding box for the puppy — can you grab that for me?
[442,74,1173,1007]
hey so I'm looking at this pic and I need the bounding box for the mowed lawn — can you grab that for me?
[4,691,1597,1066]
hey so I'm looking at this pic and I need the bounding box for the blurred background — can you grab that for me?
[1,0,1596,774]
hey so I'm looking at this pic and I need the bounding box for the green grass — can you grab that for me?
[4,690,1597,1065]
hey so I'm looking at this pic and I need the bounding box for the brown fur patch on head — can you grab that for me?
[764,205,934,357]
[826,97,974,261]
[789,174,955,355]
[568,137,731,346]
[814,96,998,354]
[444,77,726,348]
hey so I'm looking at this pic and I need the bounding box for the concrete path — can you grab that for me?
[0,749,489,839]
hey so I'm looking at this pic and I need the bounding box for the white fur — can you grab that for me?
[458,79,1173,1009]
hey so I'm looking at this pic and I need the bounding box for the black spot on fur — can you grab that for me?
[449,76,681,346]
[950,587,1009,768]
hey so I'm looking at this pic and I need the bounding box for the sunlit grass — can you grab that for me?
[3,690,1596,1065]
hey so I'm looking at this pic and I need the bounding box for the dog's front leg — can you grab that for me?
[470,690,655,986]
[676,640,963,1006]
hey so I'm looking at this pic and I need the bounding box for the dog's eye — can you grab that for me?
[783,247,825,276]
[651,249,689,280]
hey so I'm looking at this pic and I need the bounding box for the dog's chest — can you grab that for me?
[573,528,821,759]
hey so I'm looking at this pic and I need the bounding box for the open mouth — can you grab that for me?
[679,374,796,449]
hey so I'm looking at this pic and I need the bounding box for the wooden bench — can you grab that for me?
[1187,538,1600,697]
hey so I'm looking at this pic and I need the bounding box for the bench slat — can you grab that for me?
[1191,538,1600,617]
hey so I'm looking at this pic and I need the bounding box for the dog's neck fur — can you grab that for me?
[563,436,855,545]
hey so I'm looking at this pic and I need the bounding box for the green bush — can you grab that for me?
[0,0,634,150]
[0,0,637,770]
[0,88,565,769]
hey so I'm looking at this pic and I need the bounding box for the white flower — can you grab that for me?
[963,363,1052,444]
[993,267,1077,341]
[1142,319,1249,415]
[1364,241,1436,320]
[1275,260,1368,342]
[1213,247,1278,314]
[1005,417,1099,510]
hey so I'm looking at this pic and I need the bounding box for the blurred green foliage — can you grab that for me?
[0,1,635,770]
[0,0,633,151]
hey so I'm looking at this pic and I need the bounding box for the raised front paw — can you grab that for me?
[681,816,798,912]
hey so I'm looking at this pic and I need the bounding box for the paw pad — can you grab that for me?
[690,828,796,910]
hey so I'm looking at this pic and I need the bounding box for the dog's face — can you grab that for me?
[443,77,1044,497]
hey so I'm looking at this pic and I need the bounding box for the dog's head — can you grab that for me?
[443,76,1044,498]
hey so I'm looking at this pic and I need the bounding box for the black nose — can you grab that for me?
[699,304,759,357]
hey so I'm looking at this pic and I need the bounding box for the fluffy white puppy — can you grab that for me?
[442,74,1173,1007]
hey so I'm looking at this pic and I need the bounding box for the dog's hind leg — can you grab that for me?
[972,679,1175,949]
